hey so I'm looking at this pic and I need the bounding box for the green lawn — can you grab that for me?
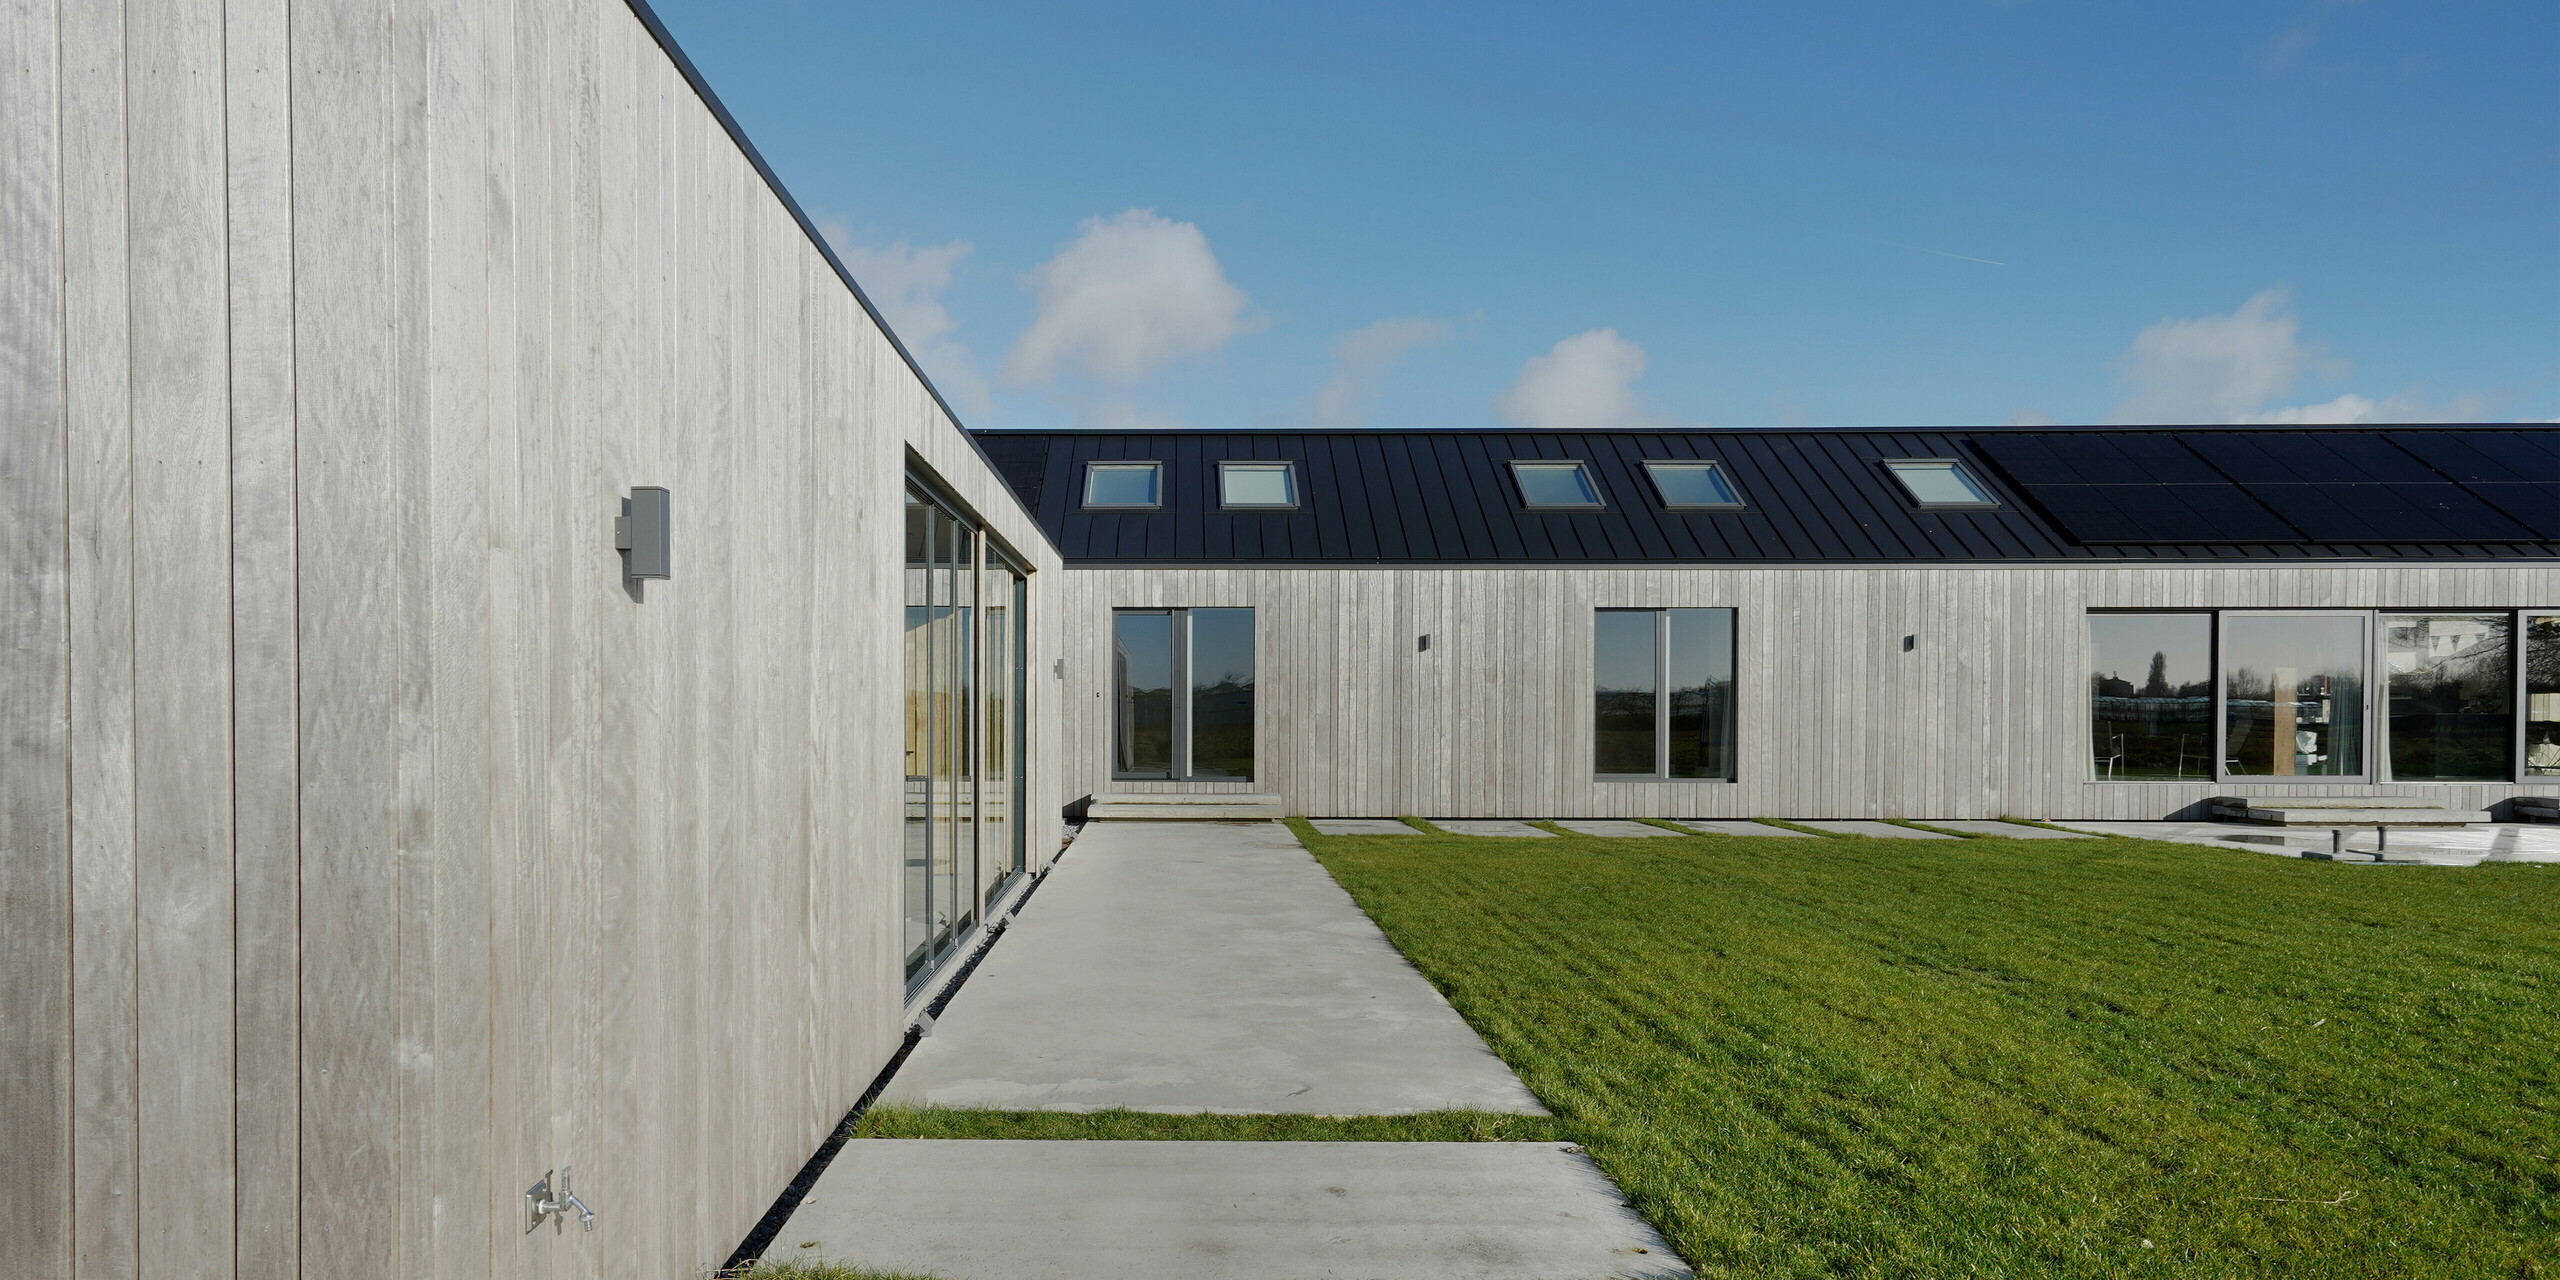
[1288,818,2558,1279]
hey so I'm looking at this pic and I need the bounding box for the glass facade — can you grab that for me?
[902,483,1028,987]
[2382,614,2513,782]
[1596,608,1735,780]
[1114,608,1252,781]
[2088,613,2214,780]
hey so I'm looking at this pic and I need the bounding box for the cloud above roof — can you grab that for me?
[1003,209,1257,388]
[1495,329,1672,428]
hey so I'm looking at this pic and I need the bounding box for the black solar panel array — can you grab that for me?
[969,427,2560,564]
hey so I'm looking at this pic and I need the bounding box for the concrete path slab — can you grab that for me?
[2065,820,2560,867]
[1554,819,1681,837]
[788,1140,1690,1280]
[1429,819,1556,837]
[884,820,1544,1114]
[1310,818,1421,835]
[1795,820,1956,839]
[1921,819,2092,839]
[1671,819,1817,838]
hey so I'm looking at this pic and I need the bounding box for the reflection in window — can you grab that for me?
[1084,461,1162,508]
[1218,461,1296,509]
[1114,608,1254,781]
[1112,612,1175,778]
[1594,611,1658,775]
[1643,460,1744,509]
[2222,614,2367,778]
[1188,609,1256,778]
[1883,459,1997,507]
[2528,616,2560,777]
[2088,614,2214,779]
[1512,461,1604,508]
[1596,608,1736,780]
[2382,614,2514,781]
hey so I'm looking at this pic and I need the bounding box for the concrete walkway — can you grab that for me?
[797,820,1686,1279]
[788,1141,1687,1280]
[883,819,1543,1114]
[2061,820,2560,865]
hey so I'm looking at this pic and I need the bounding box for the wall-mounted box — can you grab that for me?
[617,487,671,580]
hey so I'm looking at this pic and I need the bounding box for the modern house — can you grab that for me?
[979,427,2560,823]
[5,1,2555,1278]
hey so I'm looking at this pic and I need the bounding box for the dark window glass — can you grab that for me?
[2528,616,2560,778]
[2223,614,2367,778]
[1515,461,1603,508]
[1666,608,1736,779]
[1113,612,1176,777]
[1645,462,1742,509]
[2088,614,2215,780]
[1595,611,1659,774]
[2382,614,2514,781]
[903,491,933,977]
[1188,608,1256,778]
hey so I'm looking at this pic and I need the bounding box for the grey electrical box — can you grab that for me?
[617,487,671,580]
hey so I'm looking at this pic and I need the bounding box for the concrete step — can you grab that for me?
[2517,796,2559,823]
[2218,805,2490,827]
[2209,794,2458,814]
[1087,792,1285,820]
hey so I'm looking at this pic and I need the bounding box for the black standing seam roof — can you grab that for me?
[971,427,2560,565]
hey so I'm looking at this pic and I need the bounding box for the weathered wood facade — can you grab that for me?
[4,0,1062,1276]
[1062,565,2560,820]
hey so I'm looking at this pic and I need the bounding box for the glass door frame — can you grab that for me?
[2523,611,2559,782]
[2213,609,2376,785]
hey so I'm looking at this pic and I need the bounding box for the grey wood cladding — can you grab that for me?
[1063,566,2560,819]
[14,0,1065,1277]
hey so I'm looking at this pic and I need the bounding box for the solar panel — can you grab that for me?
[2464,483,2560,539]
[2391,432,2560,484]
[2248,483,2537,542]
[1971,435,2302,543]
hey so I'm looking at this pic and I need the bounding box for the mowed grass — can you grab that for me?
[1288,819,2558,1279]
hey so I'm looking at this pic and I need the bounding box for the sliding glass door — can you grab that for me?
[2220,612,2369,780]
[2529,615,2560,779]
[904,482,1029,989]
[1594,608,1737,781]
[2380,614,2514,781]
[1112,608,1254,781]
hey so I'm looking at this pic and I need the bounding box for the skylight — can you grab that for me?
[1083,461,1162,509]
[1882,459,1998,509]
[1218,461,1298,509]
[1511,460,1604,509]
[1642,460,1744,509]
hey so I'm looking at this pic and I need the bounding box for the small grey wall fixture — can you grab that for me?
[618,486,672,580]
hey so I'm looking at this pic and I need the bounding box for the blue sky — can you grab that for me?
[647,0,2559,430]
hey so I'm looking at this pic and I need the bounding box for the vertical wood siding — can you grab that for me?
[1062,566,2560,819]
[14,0,1064,1275]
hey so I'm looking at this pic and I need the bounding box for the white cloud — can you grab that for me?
[2105,289,2337,424]
[1310,317,1449,428]
[2104,288,2502,425]
[2005,407,2058,427]
[1002,209,1255,387]
[821,220,992,416]
[1494,329,1671,428]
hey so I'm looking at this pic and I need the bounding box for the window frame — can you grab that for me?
[2084,609,2217,783]
[1640,459,1747,511]
[2526,612,2560,781]
[1594,607,1738,783]
[1216,459,1300,511]
[1508,459,1607,510]
[1081,460,1164,511]
[1110,606,1256,783]
[1880,458,2000,510]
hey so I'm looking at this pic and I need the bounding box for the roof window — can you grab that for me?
[1642,460,1744,509]
[1218,460,1298,510]
[1882,459,1998,509]
[1511,460,1605,509]
[1083,461,1162,510]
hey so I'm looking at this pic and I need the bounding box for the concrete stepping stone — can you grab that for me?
[1922,819,2092,839]
[885,821,1542,1114]
[1311,818,1422,835]
[787,1140,1692,1280]
[1671,819,1817,838]
[1429,819,1556,837]
[1553,819,1682,837]
[1794,820,1956,839]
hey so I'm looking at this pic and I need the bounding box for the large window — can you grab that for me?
[905,483,1028,989]
[2530,615,2560,778]
[1595,608,1735,780]
[1114,608,1254,781]
[2088,613,2214,779]
[2091,608,2559,784]
[2382,614,2512,781]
